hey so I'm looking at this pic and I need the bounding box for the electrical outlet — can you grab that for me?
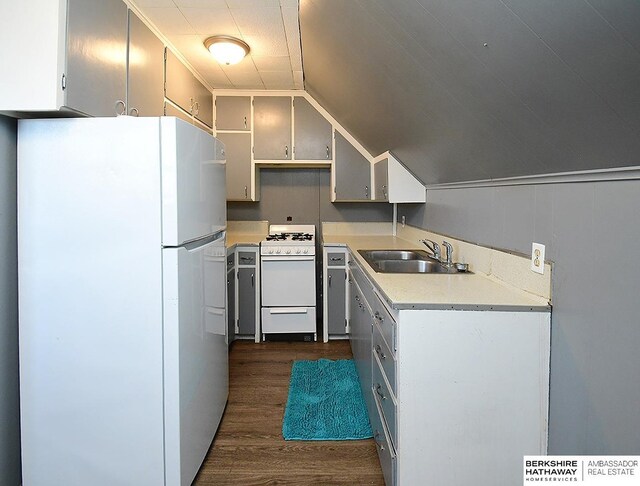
[531,243,545,274]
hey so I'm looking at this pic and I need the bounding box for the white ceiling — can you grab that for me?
[130,0,303,90]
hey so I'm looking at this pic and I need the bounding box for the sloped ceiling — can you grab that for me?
[300,0,640,184]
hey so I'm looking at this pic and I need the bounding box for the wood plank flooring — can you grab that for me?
[193,340,385,485]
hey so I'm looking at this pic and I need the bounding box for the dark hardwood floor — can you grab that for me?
[193,340,385,485]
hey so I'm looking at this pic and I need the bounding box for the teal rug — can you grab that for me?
[282,359,373,441]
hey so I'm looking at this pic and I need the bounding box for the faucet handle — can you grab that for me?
[420,239,441,260]
[442,241,453,265]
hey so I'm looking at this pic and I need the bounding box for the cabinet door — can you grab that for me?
[216,97,251,131]
[254,97,292,160]
[237,268,256,335]
[327,268,346,334]
[66,0,128,117]
[164,101,192,124]
[165,48,195,116]
[334,131,371,201]
[374,158,389,201]
[294,97,332,160]
[217,133,252,201]
[127,10,164,117]
[194,80,213,128]
[227,268,236,345]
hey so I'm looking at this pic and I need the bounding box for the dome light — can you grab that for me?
[204,36,250,66]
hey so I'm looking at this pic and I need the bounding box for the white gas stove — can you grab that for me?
[260,225,317,340]
[260,224,315,256]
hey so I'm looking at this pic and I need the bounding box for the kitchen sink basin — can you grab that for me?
[358,249,471,274]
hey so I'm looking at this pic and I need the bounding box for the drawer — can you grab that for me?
[371,292,397,355]
[373,322,396,395]
[373,353,397,447]
[261,307,316,334]
[370,388,396,486]
[238,251,257,265]
[348,258,377,312]
[327,252,346,266]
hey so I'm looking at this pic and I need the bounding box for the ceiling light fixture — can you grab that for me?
[204,35,250,66]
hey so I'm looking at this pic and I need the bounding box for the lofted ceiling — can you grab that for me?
[131,0,303,90]
[300,0,640,184]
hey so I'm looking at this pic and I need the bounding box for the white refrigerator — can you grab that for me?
[18,117,228,485]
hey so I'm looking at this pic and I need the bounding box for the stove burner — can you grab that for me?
[292,234,312,241]
[266,234,287,241]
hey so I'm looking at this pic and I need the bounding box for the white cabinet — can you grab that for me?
[0,0,166,119]
[373,152,425,203]
[348,253,550,486]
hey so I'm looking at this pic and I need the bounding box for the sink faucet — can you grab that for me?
[442,241,453,266]
[420,239,441,261]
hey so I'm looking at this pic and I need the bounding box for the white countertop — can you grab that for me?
[226,232,265,247]
[323,234,550,312]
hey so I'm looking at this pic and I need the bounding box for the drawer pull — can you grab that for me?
[375,383,386,401]
[375,311,384,323]
[330,257,343,261]
[355,295,360,301]
[374,344,386,360]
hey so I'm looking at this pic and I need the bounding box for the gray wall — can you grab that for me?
[0,116,20,484]
[400,179,640,454]
[227,168,393,231]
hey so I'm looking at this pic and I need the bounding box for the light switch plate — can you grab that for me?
[531,243,545,274]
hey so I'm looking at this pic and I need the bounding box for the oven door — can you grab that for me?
[261,255,316,307]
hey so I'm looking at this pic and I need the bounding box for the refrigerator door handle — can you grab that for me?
[183,230,226,252]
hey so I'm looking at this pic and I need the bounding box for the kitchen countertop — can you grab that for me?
[323,234,550,312]
[226,232,265,247]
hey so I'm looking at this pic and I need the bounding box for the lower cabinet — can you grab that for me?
[234,247,260,343]
[322,246,348,341]
[348,252,551,486]
[226,249,236,346]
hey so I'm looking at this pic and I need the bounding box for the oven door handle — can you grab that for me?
[269,308,309,314]
[261,256,315,262]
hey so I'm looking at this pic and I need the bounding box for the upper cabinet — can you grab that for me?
[293,97,332,161]
[334,131,371,202]
[373,152,426,203]
[216,97,251,131]
[165,49,213,128]
[0,0,172,118]
[127,10,164,117]
[253,97,292,160]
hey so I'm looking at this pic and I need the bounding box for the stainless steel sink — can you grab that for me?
[358,249,471,274]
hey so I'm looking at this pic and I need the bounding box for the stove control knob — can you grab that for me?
[286,249,291,254]
[303,249,308,254]
[296,249,301,254]
[269,249,274,254]
[276,249,281,254]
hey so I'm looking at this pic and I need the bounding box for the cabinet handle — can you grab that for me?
[365,185,369,198]
[244,186,248,198]
[328,274,332,287]
[374,344,386,360]
[383,185,387,199]
[374,311,384,323]
[251,273,254,288]
[240,256,254,262]
[129,107,139,117]
[115,100,126,116]
[326,145,330,159]
[355,295,360,301]
[329,257,342,261]
[374,430,385,451]
[194,101,200,115]
[375,383,386,400]
[243,116,247,129]
[285,145,289,157]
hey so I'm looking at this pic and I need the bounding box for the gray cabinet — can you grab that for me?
[217,133,252,201]
[254,97,292,160]
[349,271,373,419]
[374,157,389,202]
[294,97,332,160]
[165,48,213,128]
[237,268,256,335]
[334,131,371,201]
[127,10,164,117]
[216,96,251,131]
[66,0,128,117]
[327,268,347,334]
[227,252,236,346]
